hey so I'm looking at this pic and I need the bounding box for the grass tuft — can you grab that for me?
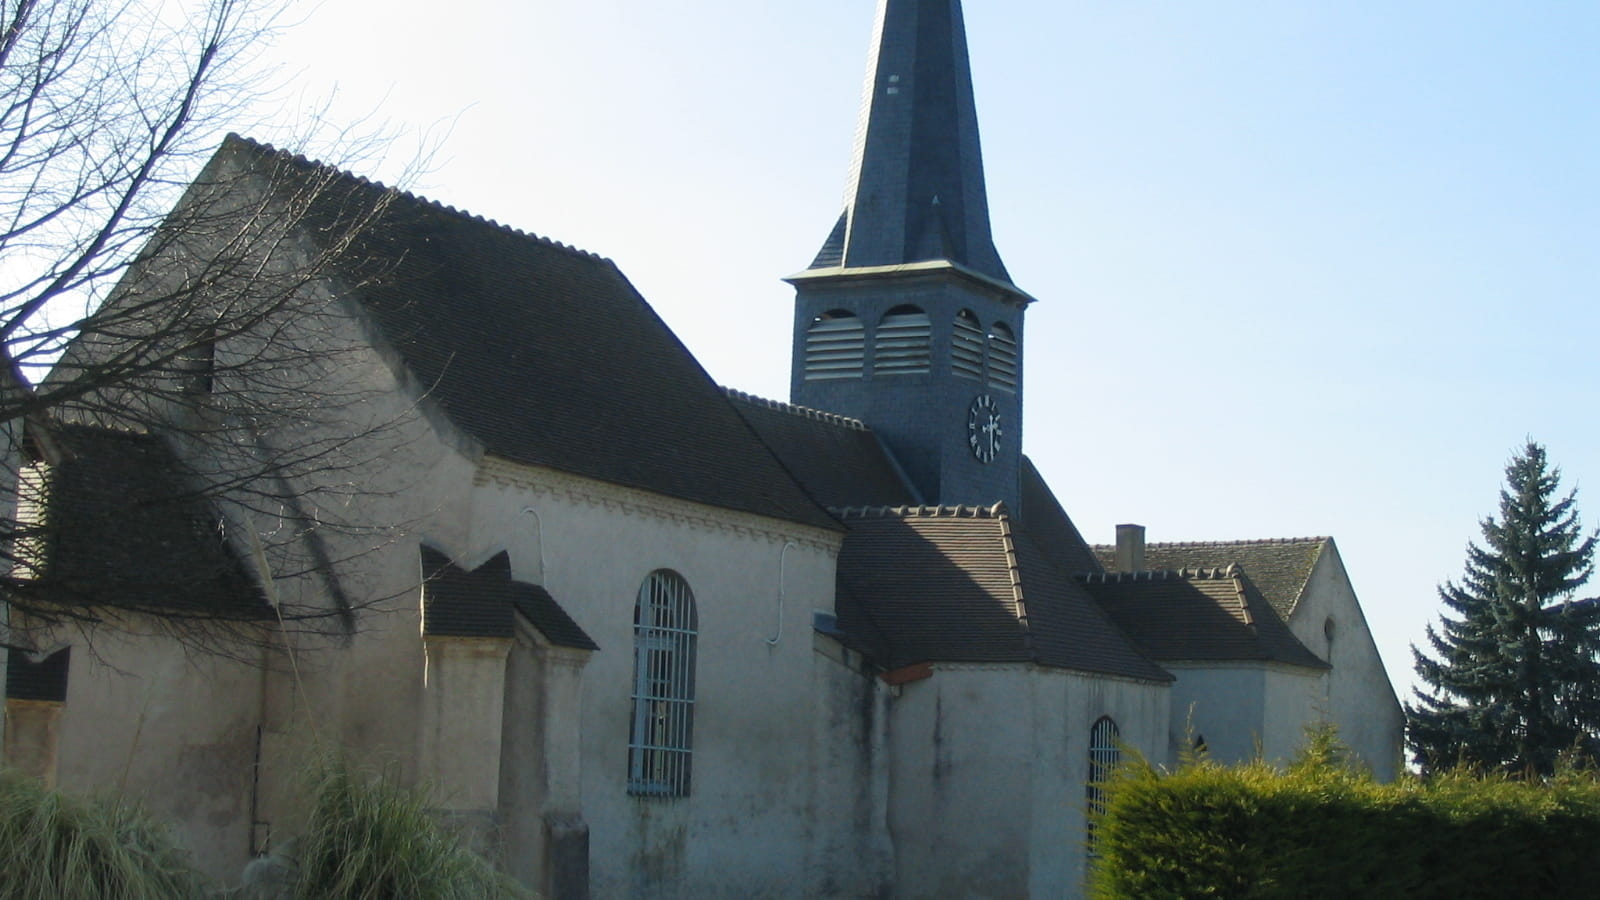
[0,767,209,900]
[289,756,530,900]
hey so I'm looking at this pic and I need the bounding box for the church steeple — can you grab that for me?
[788,0,1033,512]
[810,0,1011,285]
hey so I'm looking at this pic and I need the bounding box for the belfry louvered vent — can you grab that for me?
[952,310,984,379]
[987,322,1017,391]
[804,311,865,380]
[875,306,931,375]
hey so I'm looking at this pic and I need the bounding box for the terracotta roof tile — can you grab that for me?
[1092,538,1328,617]
[833,505,1169,681]
[1078,567,1327,668]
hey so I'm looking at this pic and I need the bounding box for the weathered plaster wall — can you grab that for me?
[1163,664,1267,765]
[887,665,1169,900]
[1287,542,1405,779]
[468,464,883,898]
[44,627,266,882]
[1163,663,1322,766]
[1027,670,1169,899]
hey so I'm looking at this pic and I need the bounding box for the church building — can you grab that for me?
[2,1,1401,897]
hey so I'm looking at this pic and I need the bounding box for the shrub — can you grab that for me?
[0,767,209,900]
[1090,737,1600,899]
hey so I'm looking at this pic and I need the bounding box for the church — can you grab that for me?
[1,0,1401,897]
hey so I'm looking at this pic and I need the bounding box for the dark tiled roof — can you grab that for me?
[227,136,837,534]
[726,390,919,509]
[1092,538,1328,618]
[5,647,69,702]
[14,424,269,619]
[1078,568,1328,669]
[421,546,597,650]
[832,505,1169,681]
[1019,456,1102,576]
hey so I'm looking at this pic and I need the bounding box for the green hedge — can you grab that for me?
[1091,739,1600,899]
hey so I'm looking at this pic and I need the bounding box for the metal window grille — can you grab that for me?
[804,311,865,380]
[874,306,931,374]
[628,570,697,797]
[1086,716,1121,839]
[952,310,984,379]
[986,322,1017,391]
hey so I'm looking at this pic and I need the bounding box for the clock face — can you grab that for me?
[967,394,1002,464]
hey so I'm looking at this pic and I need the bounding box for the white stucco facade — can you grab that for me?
[1284,542,1406,780]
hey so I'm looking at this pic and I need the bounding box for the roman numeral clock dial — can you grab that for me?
[967,394,1002,464]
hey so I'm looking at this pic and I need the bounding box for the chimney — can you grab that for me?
[1115,524,1146,572]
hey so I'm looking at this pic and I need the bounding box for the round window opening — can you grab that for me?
[1323,617,1336,642]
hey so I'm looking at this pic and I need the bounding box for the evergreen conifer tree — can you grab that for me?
[1408,442,1600,775]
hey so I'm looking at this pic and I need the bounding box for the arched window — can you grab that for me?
[951,309,984,379]
[1086,716,1120,826]
[874,305,931,374]
[629,570,697,796]
[803,310,865,380]
[987,322,1017,391]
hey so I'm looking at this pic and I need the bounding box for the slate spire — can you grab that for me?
[810,0,1011,285]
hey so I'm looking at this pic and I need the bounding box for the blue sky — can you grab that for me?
[262,0,1600,700]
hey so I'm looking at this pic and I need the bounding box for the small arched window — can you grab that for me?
[874,305,931,375]
[1086,716,1121,826]
[804,310,865,380]
[951,310,984,380]
[987,322,1017,392]
[629,570,697,797]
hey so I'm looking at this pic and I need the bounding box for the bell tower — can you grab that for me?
[788,0,1033,510]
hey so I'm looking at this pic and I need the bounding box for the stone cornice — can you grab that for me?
[476,456,842,554]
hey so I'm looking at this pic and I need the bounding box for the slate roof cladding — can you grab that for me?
[5,647,69,702]
[1019,457,1102,577]
[15,424,269,619]
[1078,567,1328,669]
[832,505,1169,681]
[726,389,920,509]
[420,546,597,650]
[1092,538,1329,618]
[224,136,837,534]
[811,0,1012,285]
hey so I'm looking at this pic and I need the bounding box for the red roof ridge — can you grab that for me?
[222,133,613,263]
[1077,565,1243,584]
[721,388,867,431]
[829,502,1009,520]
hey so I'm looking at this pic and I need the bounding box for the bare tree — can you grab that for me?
[0,0,423,652]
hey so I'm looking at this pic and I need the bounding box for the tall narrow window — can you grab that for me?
[987,322,1017,391]
[874,305,931,374]
[178,331,216,395]
[803,310,865,380]
[1086,716,1120,834]
[629,570,697,797]
[951,309,984,379]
